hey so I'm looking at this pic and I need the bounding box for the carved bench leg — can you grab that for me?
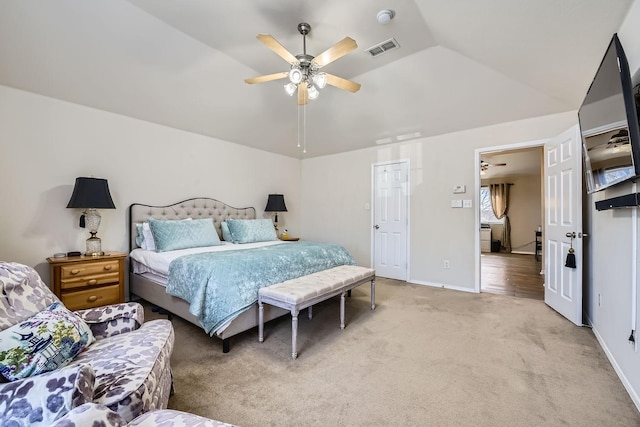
[340,292,346,329]
[371,278,376,310]
[258,300,264,343]
[291,309,299,360]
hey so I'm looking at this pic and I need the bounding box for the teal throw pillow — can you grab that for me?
[226,218,278,244]
[221,221,234,242]
[148,218,221,252]
[0,302,95,381]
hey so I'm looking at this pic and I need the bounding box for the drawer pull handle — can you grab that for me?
[87,295,98,303]
[103,265,112,271]
[87,279,97,285]
[71,269,80,275]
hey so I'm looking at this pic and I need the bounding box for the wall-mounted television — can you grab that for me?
[579,34,640,194]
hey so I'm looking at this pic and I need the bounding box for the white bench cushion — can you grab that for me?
[259,265,375,304]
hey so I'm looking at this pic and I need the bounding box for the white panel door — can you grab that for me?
[544,125,583,326]
[373,162,408,280]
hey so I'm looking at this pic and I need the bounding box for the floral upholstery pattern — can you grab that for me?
[75,303,144,339]
[130,409,236,426]
[52,403,237,427]
[0,262,60,331]
[51,403,127,426]
[0,262,175,425]
[67,319,175,421]
[0,363,95,426]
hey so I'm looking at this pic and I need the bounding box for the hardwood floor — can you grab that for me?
[481,252,544,300]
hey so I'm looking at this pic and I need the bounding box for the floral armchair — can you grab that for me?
[51,403,236,426]
[0,261,175,426]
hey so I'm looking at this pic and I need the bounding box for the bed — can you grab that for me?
[128,198,356,352]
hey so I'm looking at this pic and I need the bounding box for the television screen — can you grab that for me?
[579,34,640,194]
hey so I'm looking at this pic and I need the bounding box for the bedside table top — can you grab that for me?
[47,252,127,264]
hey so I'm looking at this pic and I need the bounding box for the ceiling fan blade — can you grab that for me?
[312,37,358,68]
[256,34,298,64]
[244,72,289,84]
[298,82,308,105]
[325,73,361,93]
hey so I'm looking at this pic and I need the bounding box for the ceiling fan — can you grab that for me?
[480,160,507,172]
[244,22,361,105]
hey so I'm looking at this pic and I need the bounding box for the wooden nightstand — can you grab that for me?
[47,252,126,310]
[279,236,300,241]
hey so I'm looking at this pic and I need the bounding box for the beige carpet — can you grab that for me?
[145,278,640,426]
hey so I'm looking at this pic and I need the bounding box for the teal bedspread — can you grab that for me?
[166,242,356,335]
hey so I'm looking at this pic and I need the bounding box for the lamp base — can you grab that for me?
[86,235,104,257]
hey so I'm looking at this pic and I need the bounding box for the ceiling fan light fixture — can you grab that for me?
[284,82,297,96]
[289,67,303,84]
[307,84,319,100]
[312,72,327,89]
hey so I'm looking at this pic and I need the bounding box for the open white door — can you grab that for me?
[544,125,584,326]
[373,161,408,280]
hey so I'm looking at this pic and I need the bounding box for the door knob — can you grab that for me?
[374,225,380,230]
[565,232,576,238]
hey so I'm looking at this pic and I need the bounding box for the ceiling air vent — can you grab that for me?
[366,38,400,57]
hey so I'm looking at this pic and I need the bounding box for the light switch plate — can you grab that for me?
[451,199,463,208]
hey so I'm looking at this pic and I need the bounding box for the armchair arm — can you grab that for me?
[50,402,127,427]
[0,364,95,427]
[74,302,144,339]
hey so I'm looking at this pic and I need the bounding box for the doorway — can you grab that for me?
[372,161,409,281]
[477,145,545,300]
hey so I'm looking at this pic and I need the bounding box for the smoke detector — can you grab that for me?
[377,9,395,25]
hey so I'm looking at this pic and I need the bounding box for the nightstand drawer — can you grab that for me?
[60,272,119,290]
[60,260,119,280]
[61,284,121,311]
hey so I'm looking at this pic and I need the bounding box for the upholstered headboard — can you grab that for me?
[129,198,256,251]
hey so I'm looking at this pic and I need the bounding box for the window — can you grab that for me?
[480,187,504,224]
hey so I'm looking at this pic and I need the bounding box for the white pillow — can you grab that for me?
[141,222,155,251]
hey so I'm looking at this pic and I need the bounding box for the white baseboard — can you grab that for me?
[408,279,477,294]
[591,324,640,413]
[511,250,535,255]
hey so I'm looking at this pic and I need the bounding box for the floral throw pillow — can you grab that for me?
[0,302,95,381]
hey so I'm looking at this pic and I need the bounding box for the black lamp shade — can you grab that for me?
[66,177,116,209]
[264,194,287,212]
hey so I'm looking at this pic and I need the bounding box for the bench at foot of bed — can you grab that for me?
[258,265,376,359]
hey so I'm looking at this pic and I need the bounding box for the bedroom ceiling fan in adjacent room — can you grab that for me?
[480,160,507,175]
[244,22,361,105]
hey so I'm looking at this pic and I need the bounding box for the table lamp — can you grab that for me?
[67,177,116,256]
[264,194,287,234]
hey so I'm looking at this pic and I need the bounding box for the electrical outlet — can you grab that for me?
[443,260,450,269]
[598,293,602,307]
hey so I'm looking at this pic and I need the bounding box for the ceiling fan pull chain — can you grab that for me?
[303,104,307,154]
[297,105,301,148]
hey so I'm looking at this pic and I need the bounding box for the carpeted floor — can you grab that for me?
[145,278,640,426]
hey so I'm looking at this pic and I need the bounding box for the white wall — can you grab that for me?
[301,111,575,290]
[0,85,301,283]
[584,0,640,410]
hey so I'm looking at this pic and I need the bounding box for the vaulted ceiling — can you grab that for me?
[0,1,633,158]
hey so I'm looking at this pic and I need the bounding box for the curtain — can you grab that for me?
[489,183,511,253]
